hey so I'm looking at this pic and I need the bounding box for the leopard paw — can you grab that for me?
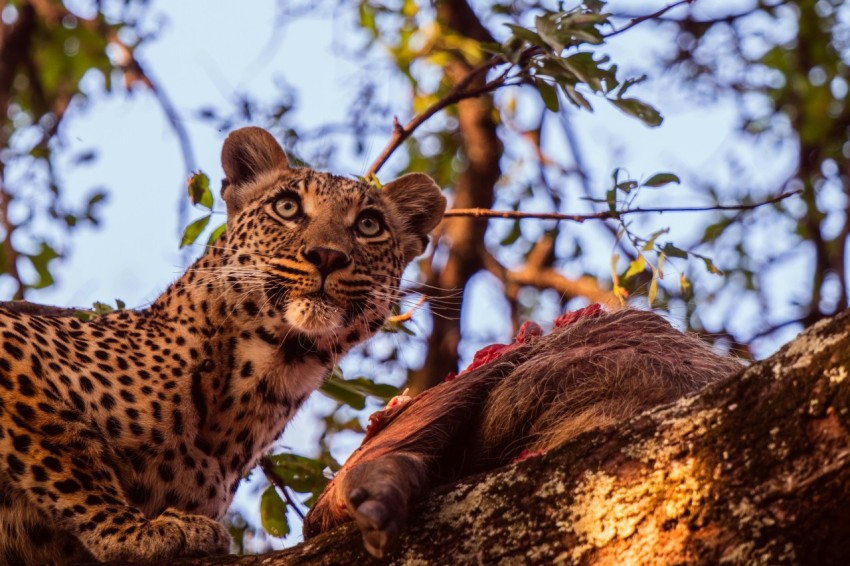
[158,509,231,556]
[91,509,230,561]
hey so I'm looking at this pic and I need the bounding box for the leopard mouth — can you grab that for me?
[284,292,345,334]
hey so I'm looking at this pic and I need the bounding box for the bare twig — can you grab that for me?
[443,190,799,222]
[366,59,516,176]
[366,0,696,175]
[748,317,806,342]
[259,457,306,521]
[604,0,697,38]
[109,37,197,232]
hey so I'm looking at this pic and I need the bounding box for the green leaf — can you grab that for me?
[187,172,213,210]
[88,192,107,206]
[180,215,211,248]
[610,98,663,127]
[648,272,658,306]
[359,2,379,38]
[320,372,367,410]
[26,242,61,290]
[616,75,647,98]
[227,515,248,556]
[92,301,114,315]
[702,257,724,275]
[560,52,616,93]
[680,272,692,298]
[265,453,330,494]
[339,376,400,401]
[504,24,547,49]
[320,369,400,408]
[500,220,522,245]
[616,180,638,192]
[381,318,416,335]
[606,187,617,212]
[534,14,565,51]
[702,218,733,243]
[535,79,560,112]
[259,486,289,538]
[660,243,689,259]
[642,228,670,251]
[562,83,593,112]
[643,173,680,188]
[207,222,227,246]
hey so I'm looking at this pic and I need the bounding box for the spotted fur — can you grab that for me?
[0,127,446,563]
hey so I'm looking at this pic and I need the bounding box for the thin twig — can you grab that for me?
[604,0,697,38]
[443,190,799,222]
[366,58,515,176]
[109,36,197,233]
[365,0,696,175]
[259,457,306,521]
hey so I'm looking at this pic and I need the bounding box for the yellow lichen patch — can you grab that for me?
[564,456,710,562]
[621,405,723,464]
[826,366,847,384]
[785,318,848,370]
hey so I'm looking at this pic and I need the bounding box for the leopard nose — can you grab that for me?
[303,246,351,277]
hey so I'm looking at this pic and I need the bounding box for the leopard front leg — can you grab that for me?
[1,417,230,562]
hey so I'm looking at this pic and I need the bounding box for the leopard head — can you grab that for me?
[217,127,446,341]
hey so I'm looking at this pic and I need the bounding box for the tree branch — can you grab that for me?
[407,0,504,393]
[365,60,512,177]
[106,35,197,232]
[172,307,850,565]
[482,242,619,309]
[0,2,37,300]
[259,457,306,521]
[443,190,800,222]
[604,0,697,38]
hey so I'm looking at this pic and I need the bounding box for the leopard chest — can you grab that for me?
[114,339,331,519]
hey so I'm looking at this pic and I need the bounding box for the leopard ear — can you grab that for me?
[221,127,288,212]
[381,173,447,262]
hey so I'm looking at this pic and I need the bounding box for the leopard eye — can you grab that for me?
[356,213,383,237]
[274,195,301,220]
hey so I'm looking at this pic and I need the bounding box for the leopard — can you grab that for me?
[0,126,446,564]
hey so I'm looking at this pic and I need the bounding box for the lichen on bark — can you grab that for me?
[167,310,850,566]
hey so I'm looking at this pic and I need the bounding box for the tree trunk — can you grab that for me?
[408,0,502,393]
[171,309,850,565]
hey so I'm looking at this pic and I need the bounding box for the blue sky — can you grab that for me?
[32,1,804,357]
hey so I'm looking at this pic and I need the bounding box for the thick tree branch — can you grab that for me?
[0,1,37,300]
[482,250,619,309]
[172,308,850,565]
[407,0,503,393]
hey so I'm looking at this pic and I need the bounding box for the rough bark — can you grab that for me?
[168,308,850,565]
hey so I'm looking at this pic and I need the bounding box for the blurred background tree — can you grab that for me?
[0,0,839,551]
